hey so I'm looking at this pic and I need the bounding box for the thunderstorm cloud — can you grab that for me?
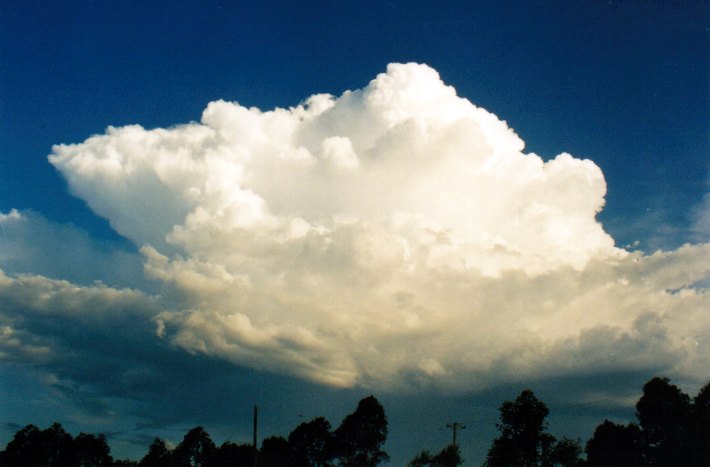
[4,63,707,392]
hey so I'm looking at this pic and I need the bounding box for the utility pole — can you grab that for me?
[253,405,258,467]
[446,422,466,446]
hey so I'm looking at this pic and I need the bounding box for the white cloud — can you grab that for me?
[45,63,710,391]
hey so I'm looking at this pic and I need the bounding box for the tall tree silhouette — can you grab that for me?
[691,381,710,465]
[485,390,556,467]
[139,438,171,466]
[636,377,693,465]
[332,395,389,466]
[172,426,217,467]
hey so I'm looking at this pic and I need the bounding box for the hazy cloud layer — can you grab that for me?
[0,269,161,395]
[42,63,709,391]
[0,209,144,289]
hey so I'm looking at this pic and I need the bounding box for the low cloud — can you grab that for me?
[35,62,710,391]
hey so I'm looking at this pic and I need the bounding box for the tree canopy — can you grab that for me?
[408,443,463,467]
[332,395,389,466]
[485,389,562,467]
[0,423,113,466]
[288,416,333,466]
[586,377,709,466]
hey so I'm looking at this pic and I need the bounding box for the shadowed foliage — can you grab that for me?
[332,395,389,467]
[259,436,293,466]
[586,420,643,466]
[485,389,554,467]
[288,416,333,466]
[586,377,710,466]
[0,422,114,466]
[139,438,170,466]
[408,443,463,466]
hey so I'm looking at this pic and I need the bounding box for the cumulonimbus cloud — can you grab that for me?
[45,63,709,390]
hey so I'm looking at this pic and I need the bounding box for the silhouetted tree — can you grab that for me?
[636,377,693,465]
[408,444,463,467]
[486,390,553,467]
[332,395,389,466]
[74,432,113,466]
[548,437,583,467]
[214,441,253,467]
[1,424,43,466]
[585,420,643,466]
[691,380,710,465]
[260,436,293,466]
[288,416,333,466]
[408,450,434,466]
[1,423,76,466]
[431,444,463,466]
[113,460,139,466]
[172,427,216,467]
[139,438,172,466]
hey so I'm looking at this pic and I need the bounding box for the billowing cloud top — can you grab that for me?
[45,63,709,390]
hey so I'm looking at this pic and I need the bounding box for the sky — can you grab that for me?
[0,0,708,464]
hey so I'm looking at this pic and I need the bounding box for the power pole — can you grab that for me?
[253,405,258,467]
[446,422,466,446]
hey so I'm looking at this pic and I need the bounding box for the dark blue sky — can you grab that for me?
[1,1,708,464]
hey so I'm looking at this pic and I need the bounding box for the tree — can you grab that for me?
[260,436,293,466]
[408,450,434,467]
[172,427,217,467]
[408,444,463,467]
[1,424,44,466]
[486,390,553,467]
[40,422,76,466]
[430,444,463,466]
[214,441,253,467]
[636,376,693,465]
[585,420,643,466]
[1,422,75,466]
[74,432,113,466]
[332,395,389,466]
[690,380,710,465]
[548,437,582,467]
[288,416,333,466]
[139,438,172,466]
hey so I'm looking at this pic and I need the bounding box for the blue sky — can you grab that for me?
[1,1,708,464]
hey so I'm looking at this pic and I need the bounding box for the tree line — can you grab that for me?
[0,395,388,467]
[477,376,709,467]
[1,377,707,466]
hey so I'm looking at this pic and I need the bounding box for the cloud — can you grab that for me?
[0,209,144,289]
[0,268,289,439]
[43,63,710,391]
[0,269,160,378]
